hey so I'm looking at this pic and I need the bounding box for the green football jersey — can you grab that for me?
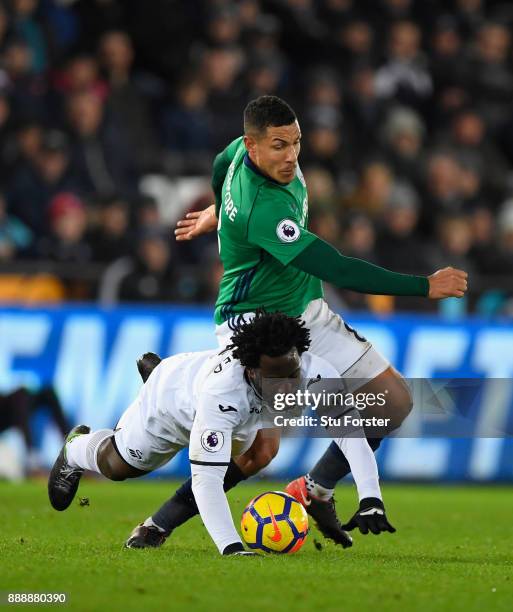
[214,137,323,325]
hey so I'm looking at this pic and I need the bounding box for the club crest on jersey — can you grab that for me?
[276,219,300,243]
[201,430,224,453]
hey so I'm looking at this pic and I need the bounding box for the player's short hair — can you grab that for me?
[229,310,310,368]
[244,96,297,136]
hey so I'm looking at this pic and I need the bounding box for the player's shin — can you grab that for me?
[308,440,352,489]
[307,435,383,492]
[66,429,115,473]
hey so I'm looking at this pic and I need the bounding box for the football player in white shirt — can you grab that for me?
[48,311,394,555]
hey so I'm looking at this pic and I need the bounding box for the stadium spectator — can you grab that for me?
[434,213,476,275]
[201,47,246,151]
[0,36,49,122]
[118,229,202,303]
[37,192,92,264]
[338,212,378,309]
[375,21,432,113]
[376,182,432,274]
[302,121,352,185]
[55,54,108,99]
[205,5,241,47]
[302,167,338,212]
[87,196,131,263]
[0,193,33,260]
[380,106,425,188]
[303,72,343,136]
[429,15,467,94]
[421,151,465,233]
[7,129,78,234]
[162,77,212,174]
[468,21,513,129]
[136,195,162,231]
[342,160,394,218]
[99,30,158,172]
[344,64,390,159]
[444,108,511,198]
[1,120,43,183]
[333,19,375,74]
[468,205,512,276]
[453,0,486,38]
[12,0,48,74]
[66,91,139,197]
[245,57,284,100]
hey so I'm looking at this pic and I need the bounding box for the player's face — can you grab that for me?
[245,121,301,184]
[247,348,301,395]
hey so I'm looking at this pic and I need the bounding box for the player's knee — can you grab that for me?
[96,439,127,481]
[389,381,413,429]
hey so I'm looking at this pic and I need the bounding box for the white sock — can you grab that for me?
[142,517,166,533]
[65,429,114,473]
[305,473,334,501]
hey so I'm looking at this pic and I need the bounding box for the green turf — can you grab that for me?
[0,480,512,611]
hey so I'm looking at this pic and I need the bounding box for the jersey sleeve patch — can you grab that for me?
[276,219,300,243]
[200,430,225,453]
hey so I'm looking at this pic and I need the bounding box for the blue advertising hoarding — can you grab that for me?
[1,304,512,481]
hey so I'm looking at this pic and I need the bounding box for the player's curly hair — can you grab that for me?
[244,95,296,135]
[229,310,310,368]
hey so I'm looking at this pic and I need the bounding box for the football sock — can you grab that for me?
[142,517,166,533]
[65,429,114,473]
[309,441,351,489]
[304,473,334,501]
[150,459,246,534]
[367,437,384,452]
[309,437,384,489]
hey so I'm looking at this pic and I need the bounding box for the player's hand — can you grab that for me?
[174,204,217,241]
[427,267,468,299]
[341,498,396,535]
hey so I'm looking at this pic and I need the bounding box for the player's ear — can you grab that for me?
[246,367,256,381]
[244,134,258,157]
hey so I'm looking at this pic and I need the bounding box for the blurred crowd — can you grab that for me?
[1,0,513,314]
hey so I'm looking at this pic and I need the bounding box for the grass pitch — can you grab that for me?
[0,480,512,611]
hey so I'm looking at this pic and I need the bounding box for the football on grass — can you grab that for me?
[241,491,309,554]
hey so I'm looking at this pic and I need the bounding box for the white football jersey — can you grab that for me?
[136,348,339,465]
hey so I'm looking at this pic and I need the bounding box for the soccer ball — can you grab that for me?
[240,491,309,554]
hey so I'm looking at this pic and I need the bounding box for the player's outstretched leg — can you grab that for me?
[287,367,411,545]
[48,425,91,511]
[286,473,353,548]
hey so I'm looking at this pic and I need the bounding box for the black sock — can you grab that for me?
[309,441,350,489]
[309,437,384,489]
[151,460,246,534]
[367,437,384,452]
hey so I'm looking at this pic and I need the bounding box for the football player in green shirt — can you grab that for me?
[126,96,467,550]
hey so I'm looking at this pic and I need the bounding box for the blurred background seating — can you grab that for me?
[0,0,512,315]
